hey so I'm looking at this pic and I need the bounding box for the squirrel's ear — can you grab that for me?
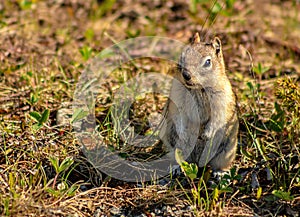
[192,32,201,44]
[212,37,222,55]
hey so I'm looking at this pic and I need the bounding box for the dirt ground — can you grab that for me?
[0,0,300,216]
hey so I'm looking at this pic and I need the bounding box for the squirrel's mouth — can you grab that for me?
[184,80,194,87]
[183,78,204,90]
[184,80,199,89]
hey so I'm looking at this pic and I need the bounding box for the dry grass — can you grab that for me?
[0,0,300,216]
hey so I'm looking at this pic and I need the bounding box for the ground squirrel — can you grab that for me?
[161,32,238,171]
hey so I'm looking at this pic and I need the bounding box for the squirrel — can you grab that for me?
[160,32,238,172]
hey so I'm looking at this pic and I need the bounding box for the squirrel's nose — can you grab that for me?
[182,70,191,81]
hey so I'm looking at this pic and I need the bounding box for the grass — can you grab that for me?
[0,0,300,216]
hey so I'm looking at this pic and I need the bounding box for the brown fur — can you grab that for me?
[161,33,238,171]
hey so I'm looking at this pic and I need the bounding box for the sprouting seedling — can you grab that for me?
[29,109,50,131]
[46,156,78,197]
[175,148,215,211]
[48,156,74,189]
[79,45,93,61]
[175,148,198,182]
[272,189,294,201]
[253,62,270,76]
[28,92,39,105]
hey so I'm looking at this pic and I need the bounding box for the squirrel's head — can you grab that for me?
[178,32,226,90]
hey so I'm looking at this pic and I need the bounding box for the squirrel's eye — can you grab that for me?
[203,58,211,67]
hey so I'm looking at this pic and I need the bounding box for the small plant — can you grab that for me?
[92,0,116,18]
[253,62,270,79]
[79,45,93,61]
[175,149,198,182]
[18,0,33,10]
[125,29,141,38]
[29,109,50,131]
[175,149,210,212]
[47,156,77,197]
[272,189,294,201]
[27,92,39,106]
[209,168,241,209]
[189,0,236,21]
[266,102,285,132]
[175,149,241,212]
[274,76,300,144]
[242,80,262,121]
[275,77,300,117]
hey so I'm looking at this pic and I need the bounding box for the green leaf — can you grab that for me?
[272,190,294,201]
[29,111,41,122]
[253,63,270,75]
[246,81,254,92]
[84,28,94,41]
[58,157,74,173]
[175,148,185,165]
[225,0,236,9]
[0,20,7,29]
[96,0,116,17]
[9,172,15,190]
[212,187,219,201]
[267,102,285,132]
[40,109,50,124]
[32,123,43,131]
[255,138,268,161]
[182,161,198,181]
[67,185,78,196]
[189,0,197,14]
[125,29,141,38]
[212,2,222,14]
[219,187,233,193]
[29,92,38,105]
[267,119,284,132]
[71,108,89,123]
[240,147,253,159]
[49,156,59,173]
[79,46,93,61]
[175,148,198,180]
[45,187,60,197]
[19,0,32,10]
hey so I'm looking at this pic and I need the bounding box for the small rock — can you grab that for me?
[251,172,260,189]
[110,207,121,215]
[265,167,272,181]
[154,208,162,214]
